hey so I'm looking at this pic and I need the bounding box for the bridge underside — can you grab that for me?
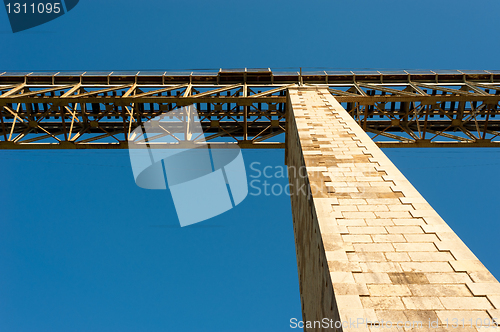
[2,69,500,149]
[2,71,500,331]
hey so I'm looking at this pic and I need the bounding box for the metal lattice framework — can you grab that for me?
[2,69,500,149]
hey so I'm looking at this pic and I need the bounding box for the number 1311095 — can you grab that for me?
[5,2,61,14]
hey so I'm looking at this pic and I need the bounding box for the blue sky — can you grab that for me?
[1,1,500,331]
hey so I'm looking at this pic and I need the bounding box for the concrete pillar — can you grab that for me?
[286,87,500,331]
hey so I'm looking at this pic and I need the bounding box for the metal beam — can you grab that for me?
[1,70,500,149]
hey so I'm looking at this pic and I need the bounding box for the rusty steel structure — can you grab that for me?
[1,69,500,149]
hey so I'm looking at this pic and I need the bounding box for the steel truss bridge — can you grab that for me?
[2,69,500,149]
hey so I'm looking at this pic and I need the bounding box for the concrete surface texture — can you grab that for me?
[286,87,500,332]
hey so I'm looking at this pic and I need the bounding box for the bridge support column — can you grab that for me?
[286,87,500,331]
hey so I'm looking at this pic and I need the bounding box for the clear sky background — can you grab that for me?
[1,1,499,331]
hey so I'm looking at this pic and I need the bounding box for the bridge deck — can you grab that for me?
[1,70,500,148]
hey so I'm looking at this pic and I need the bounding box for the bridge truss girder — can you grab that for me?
[1,69,500,149]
